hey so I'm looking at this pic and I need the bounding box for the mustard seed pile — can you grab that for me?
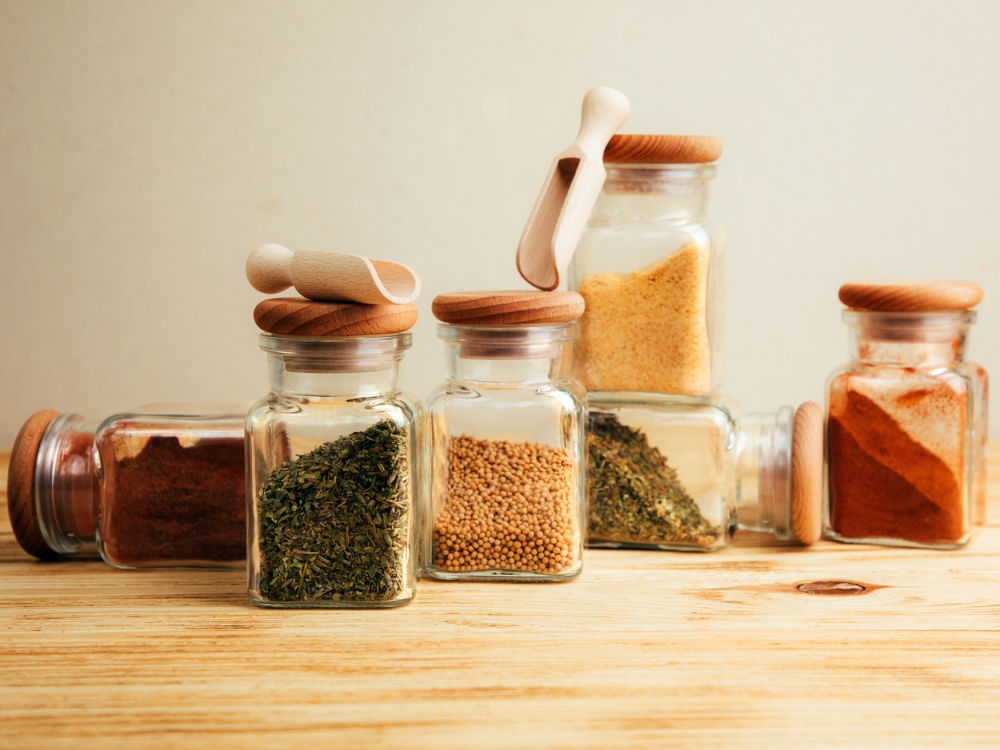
[433,435,578,575]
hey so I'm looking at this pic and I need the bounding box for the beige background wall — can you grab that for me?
[2,0,998,445]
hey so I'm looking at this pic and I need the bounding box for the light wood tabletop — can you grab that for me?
[2,446,999,749]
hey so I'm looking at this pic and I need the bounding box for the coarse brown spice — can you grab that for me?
[433,435,578,574]
[575,243,710,394]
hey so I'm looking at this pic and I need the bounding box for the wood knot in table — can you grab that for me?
[796,580,870,596]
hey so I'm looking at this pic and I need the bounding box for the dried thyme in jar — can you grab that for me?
[587,412,723,549]
[256,419,410,603]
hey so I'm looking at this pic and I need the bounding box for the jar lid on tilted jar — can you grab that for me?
[246,296,421,608]
[424,291,588,582]
[568,134,725,398]
[7,405,247,568]
[825,280,989,549]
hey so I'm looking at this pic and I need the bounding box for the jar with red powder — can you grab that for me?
[8,406,246,567]
[825,280,989,549]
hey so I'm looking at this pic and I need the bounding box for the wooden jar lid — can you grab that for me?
[254,297,417,336]
[604,134,723,164]
[8,410,61,560]
[432,291,585,325]
[791,402,823,546]
[839,280,983,311]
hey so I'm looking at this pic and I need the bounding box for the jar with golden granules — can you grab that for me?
[423,291,587,581]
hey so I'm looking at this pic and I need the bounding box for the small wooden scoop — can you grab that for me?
[246,244,421,305]
[516,86,630,291]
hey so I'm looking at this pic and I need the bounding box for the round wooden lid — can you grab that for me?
[791,402,823,546]
[432,291,585,325]
[8,410,61,560]
[604,134,723,164]
[254,297,417,336]
[839,280,983,312]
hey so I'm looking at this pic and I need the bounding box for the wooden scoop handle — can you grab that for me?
[569,86,631,158]
[246,245,421,305]
[516,87,630,291]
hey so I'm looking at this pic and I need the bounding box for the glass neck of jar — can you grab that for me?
[439,324,577,384]
[268,355,402,398]
[35,413,100,554]
[599,163,716,220]
[261,333,411,399]
[845,311,974,367]
[734,407,795,541]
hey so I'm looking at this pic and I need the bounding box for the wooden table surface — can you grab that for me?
[2,447,999,749]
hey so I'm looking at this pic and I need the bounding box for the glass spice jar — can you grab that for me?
[7,406,246,568]
[568,134,725,397]
[423,291,588,581]
[587,395,822,551]
[245,333,420,608]
[825,280,989,549]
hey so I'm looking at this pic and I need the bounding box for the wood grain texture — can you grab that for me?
[253,297,417,336]
[839,280,983,311]
[432,291,585,325]
[6,410,59,560]
[1,445,999,748]
[791,402,823,545]
[604,134,723,164]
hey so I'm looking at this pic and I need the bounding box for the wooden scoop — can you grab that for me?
[246,244,421,305]
[516,86,630,291]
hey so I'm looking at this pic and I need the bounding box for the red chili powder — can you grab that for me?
[99,426,245,566]
[828,372,967,545]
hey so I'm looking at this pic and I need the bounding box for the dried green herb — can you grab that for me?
[587,412,722,548]
[256,419,410,603]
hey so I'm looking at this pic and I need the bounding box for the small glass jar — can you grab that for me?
[8,406,246,567]
[568,136,725,397]
[587,394,822,551]
[245,333,420,608]
[423,322,587,581]
[825,282,989,549]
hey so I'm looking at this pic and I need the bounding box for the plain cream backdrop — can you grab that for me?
[2,0,998,446]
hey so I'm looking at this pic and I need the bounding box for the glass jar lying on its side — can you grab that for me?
[825,280,989,549]
[424,292,588,582]
[245,333,421,609]
[586,395,823,551]
[8,406,246,568]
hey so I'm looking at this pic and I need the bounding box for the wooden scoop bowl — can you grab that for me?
[246,244,421,305]
[516,86,630,291]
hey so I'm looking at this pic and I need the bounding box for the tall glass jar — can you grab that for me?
[245,334,420,608]
[7,406,246,567]
[568,134,725,397]
[423,307,587,582]
[587,396,822,551]
[825,281,989,549]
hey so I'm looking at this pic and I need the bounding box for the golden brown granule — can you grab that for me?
[432,435,578,575]
[575,243,710,394]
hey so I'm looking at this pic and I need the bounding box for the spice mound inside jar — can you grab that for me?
[587,413,723,549]
[256,419,409,603]
[575,242,710,394]
[433,435,578,574]
[828,371,967,544]
[101,426,245,566]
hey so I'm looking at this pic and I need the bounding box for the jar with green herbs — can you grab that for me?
[245,333,420,608]
[423,291,587,582]
[586,396,823,550]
